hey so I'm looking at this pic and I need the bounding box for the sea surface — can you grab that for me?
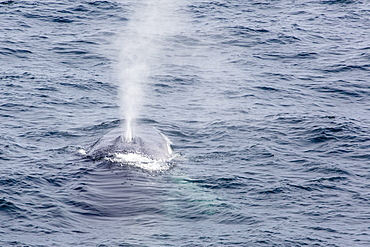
[1,0,370,246]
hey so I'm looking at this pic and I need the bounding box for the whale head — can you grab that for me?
[86,127,173,166]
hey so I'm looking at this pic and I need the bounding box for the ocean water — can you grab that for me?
[1,0,370,246]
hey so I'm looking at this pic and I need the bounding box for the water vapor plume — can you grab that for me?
[116,0,179,142]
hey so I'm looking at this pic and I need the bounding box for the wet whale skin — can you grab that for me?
[87,128,172,161]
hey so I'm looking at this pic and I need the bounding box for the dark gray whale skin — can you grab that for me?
[86,127,172,161]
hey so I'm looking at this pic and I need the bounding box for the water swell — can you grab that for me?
[1,0,370,246]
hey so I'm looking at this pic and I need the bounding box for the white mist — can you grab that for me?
[116,0,179,142]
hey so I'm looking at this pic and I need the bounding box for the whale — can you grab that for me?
[86,127,173,163]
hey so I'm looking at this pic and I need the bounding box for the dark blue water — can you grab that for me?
[1,0,370,246]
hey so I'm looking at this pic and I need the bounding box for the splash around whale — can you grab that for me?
[85,127,174,171]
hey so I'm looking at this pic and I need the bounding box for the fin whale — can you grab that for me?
[86,127,173,162]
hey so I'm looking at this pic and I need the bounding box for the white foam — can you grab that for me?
[77,148,87,155]
[105,152,173,172]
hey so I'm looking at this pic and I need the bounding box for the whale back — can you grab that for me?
[87,127,173,162]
